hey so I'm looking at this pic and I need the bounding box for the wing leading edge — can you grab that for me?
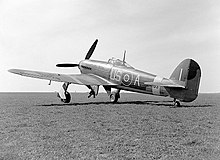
[8,69,116,86]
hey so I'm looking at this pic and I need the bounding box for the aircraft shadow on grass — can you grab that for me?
[38,101,213,108]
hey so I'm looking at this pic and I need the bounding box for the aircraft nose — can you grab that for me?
[78,60,84,70]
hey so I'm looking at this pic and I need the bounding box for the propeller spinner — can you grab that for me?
[56,39,98,67]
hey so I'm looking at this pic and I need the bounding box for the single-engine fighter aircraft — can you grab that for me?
[9,39,201,107]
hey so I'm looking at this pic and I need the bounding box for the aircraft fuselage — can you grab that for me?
[79,59,170,97]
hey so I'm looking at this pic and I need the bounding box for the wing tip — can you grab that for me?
[8,69,17,73]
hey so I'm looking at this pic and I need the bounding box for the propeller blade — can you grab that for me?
[56,63,79,67]
[85,39,98,59]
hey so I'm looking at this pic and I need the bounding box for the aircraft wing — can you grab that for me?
[8,69,116,86]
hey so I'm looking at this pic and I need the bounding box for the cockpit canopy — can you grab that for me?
[108,57,133,68]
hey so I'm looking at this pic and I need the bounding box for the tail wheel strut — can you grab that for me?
[173,98,181,107]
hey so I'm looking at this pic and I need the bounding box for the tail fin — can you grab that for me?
[168,59,201,102]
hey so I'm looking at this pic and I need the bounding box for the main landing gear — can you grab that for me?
[61,92,71,103]
[173,98,181,107]
[87,85,99,98]
[57,82,71,103]
[88,90,96,98]
[110,90,120,103]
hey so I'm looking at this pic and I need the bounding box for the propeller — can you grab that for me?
[85,39,98,59]
[56,39,98,68]
[56,63,79,67]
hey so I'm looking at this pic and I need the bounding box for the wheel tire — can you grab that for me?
[62,92,71,103]
[174,101,180,107]
[110,92,119,103]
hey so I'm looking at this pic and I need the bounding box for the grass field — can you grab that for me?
[0,92,220,159]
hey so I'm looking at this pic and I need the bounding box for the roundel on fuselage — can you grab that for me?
[121,72,133,86]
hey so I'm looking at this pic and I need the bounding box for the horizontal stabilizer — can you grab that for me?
[144,82,185,89]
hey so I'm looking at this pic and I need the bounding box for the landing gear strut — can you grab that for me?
[173,98,181,107]
[57,82,71,103]
[87,85,99,98]
[88,90,95,98]
[61,92,71,103]
[110,90,120,103]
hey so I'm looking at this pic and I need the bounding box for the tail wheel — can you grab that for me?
[173,100,181,107]
[61,92,71,103]
[110,92,120,103]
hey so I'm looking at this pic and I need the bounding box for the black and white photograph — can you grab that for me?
[0,0,220,159]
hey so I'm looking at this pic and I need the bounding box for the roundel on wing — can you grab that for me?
[121,72,133,86]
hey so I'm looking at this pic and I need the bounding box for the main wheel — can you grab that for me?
[110,92,119,103]
[61,92,71,103]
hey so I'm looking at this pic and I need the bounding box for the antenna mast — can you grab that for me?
[123,50,126,64]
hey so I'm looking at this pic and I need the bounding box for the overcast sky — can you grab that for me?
[0,0,219,93]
